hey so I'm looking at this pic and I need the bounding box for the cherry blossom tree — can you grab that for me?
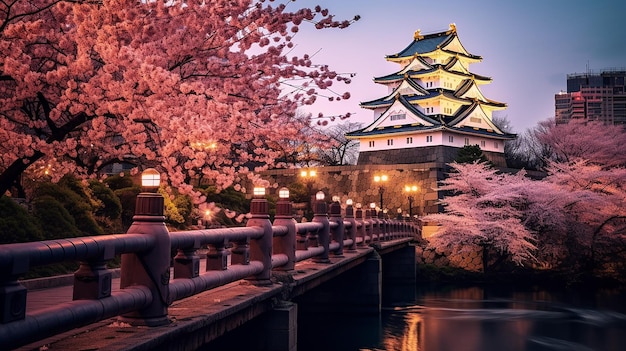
[423,162,537,271]
[0,0,359,200]
[509,118,626,170]
[425,136,626,273]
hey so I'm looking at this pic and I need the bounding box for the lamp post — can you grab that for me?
[312,191,330,263]
[246,186,272,285]
[300,169,317,220]
[274,187,296,271]
[373,174,388,211]
[119,168,170,326]
[404,185,418,220]
[345,199,357,251]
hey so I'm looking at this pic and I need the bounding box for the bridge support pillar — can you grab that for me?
[265,301,298,351]
[382,245,416,305]
[296,250,381,315]
[359,251,382,314]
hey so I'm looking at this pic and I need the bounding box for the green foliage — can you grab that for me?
[162,188,189,228]
[88,179,123,233]
[114,186,141,229]
[456,145,490,164]
[287,182,309,203]
[104,173,135,191]
[0,197,43,244]
[172,194,193,225]
[88,180,122,219]
[33,178,103,235]
[32,195,82,239]
[200,186,250,226]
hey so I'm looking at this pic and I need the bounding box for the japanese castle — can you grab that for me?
[346,24,515,167]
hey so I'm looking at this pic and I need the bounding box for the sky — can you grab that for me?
[287,0,626,133]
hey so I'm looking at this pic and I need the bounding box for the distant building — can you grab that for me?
[555,69,626,125]
[346,24,515,167]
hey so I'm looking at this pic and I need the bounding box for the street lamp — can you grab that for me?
[300,169,317,220]
[404,185,418,219]
[373,174,388,210]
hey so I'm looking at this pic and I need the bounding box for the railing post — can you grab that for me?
[356,205,366,247]
[312,192,330,263]
[0,272,27,323]
[378,211,386,241]
[328,199,344,257]
[273,192,296,271]
[246,189,273,285]
[173,238,200,279]
[206,240,229,271]
[366,209,375,243]
[73,252,114,300]
[344,201,357,252]
[118,191,170,326]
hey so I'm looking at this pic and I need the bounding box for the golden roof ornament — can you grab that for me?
[449,23,457,33]
[414,29,423,40]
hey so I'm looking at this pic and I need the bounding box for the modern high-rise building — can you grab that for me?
[555,69,626,125]
[346,24,515,167]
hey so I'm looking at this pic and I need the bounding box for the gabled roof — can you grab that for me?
[386,25,481,62]
[360,94,439,131]
[348,94,515,140]
[374,65,491,85]
[361,78,429,108]
[454,80,506,108]
[447,102,510,135]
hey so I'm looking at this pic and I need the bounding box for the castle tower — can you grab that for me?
[346,24,515,167]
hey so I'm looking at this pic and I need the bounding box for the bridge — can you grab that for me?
[0,189,420,351]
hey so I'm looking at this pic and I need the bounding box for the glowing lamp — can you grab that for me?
[397,208,402,214]
[315,191,325,201]
[253,187,266,197]
[346,199,354,206]
[332,195,340,203]
[355,202,362,209]
[141,168,160,188]
[369,202,376,209]
[278,187,290,199]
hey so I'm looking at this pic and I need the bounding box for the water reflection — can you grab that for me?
[375,285,626,351]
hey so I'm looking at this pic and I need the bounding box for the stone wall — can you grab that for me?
[357,145,507,168]
[415,245,484,272]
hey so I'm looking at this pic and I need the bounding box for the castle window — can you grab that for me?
[426,135,433,143]
[464,138,470,145]
[407,137,413,144]
[448,136,454,143]
[470,117,482,124]
[480,140,486,147]
[390,113,406,121]
[387,139,393,146]
[369,141,375,147]
[494,141,499,149]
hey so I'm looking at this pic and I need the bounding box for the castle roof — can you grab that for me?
[385,25,481,62]
[347,24,515,144]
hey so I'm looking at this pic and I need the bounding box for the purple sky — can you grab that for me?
[288,0,626,133]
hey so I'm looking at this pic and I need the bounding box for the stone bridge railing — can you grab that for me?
[0,189,419,349]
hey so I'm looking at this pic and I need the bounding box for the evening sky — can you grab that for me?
[289,0,626,133]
